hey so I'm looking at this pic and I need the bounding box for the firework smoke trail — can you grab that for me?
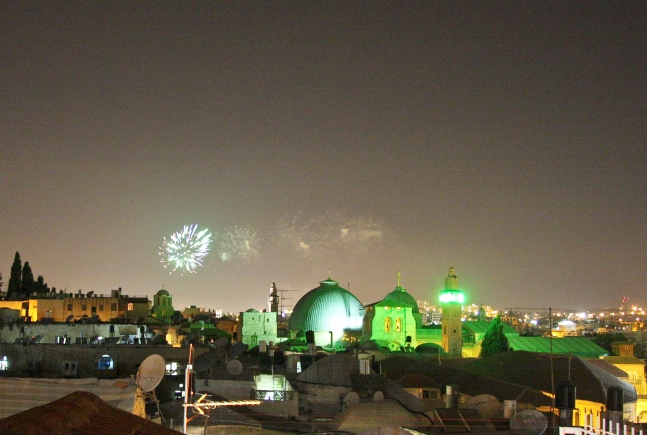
[277,211,384,258]
[217,225,260,262]
[160,224,212,274]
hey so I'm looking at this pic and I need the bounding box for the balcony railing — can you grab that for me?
[252,390,295,401]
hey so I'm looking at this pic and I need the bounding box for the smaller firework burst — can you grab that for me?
[160,224,212,274]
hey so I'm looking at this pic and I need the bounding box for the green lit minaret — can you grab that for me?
[440,267,465,357]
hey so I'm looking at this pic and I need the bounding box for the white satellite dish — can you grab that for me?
[343,392,360,408]
[510,410,548,435]
[227,359,243,376]
[137,354,166,392]
[465,394,500,420]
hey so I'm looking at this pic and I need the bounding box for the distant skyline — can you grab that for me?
[1,2,645,313]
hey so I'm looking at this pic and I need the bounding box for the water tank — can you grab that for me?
[446,384,459,409]
[555,382,576,409]
[504,400,517,419]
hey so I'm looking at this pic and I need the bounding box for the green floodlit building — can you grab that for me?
[288,277,364,350]
[151,288,175,323]
[362,273,422,350]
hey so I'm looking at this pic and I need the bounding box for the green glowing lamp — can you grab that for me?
[439,290,465,304]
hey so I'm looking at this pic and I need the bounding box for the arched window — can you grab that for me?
[384,317,392,332]
[127,303,134,311]
[96,355,114,370]
[395,318,402,332]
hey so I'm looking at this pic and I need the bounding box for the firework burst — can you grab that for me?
[160,224,212,274]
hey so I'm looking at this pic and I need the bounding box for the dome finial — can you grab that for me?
[397,271,401,287]
[328,269,331,279]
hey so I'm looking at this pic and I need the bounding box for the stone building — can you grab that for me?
[239,309,277,348]
[0,288,150,323]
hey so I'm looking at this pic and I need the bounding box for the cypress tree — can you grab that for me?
[21,261,34,295]
[7,252,22,297]
[36,275,47,293]
[479,314,511,357]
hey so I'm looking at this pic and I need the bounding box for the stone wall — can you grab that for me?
[0,323,146,344]
[0,342,209,378]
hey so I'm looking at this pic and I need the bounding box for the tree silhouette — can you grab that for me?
[7,252,22,297]
[21,261,34,295]
[591,332,628,355]
[479,314,511,357]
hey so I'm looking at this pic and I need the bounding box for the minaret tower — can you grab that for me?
[440,267,465,357]
[268,282,279,313]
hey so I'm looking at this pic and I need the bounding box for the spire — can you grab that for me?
[397,271,401,287]
[445,267,459,290]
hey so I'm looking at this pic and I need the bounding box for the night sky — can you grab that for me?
[1,1,645,313]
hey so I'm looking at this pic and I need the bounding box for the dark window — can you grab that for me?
[81,304,87,311]
[67,304,72,311]
[99,304,104,311]
[422,390,430,399]
[111,303,117,311]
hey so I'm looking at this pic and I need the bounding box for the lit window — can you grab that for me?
[395,318,402,332]
[127,303,134,311]
[0,356,8,370]
[96,355,114,370]
[384,317,392,332]
[165,362,178,375]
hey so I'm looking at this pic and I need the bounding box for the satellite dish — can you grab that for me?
[465,394,500,420]
[194,351,219,373]
[136,354,166,392]
[214,336,228,348]
[86,291,94,298]
[343,392,360,408]
[510,410,548,435]
[373,391,384,402]
[229,342,248,358]
[227,359,243,376]
[65,314,74,323]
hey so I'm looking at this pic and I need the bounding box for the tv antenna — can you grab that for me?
[183,345,261,431]
[268,282,300,313]
[134,354,166,422]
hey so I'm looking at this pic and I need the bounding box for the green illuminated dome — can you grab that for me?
[383,273,418,313]
[289,278,364,343]
[384,285,419,313]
